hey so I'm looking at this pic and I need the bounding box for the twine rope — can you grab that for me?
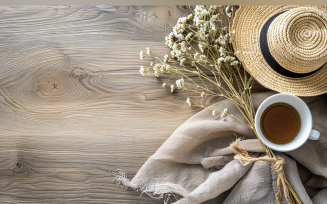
[230,139,292,204]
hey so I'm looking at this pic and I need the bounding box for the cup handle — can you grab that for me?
[309,130,320,140]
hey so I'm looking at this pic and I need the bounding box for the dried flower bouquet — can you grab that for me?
[140,5,273,157]
[133,5,301,204]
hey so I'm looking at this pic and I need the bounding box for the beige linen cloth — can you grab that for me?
[112,92,327,204]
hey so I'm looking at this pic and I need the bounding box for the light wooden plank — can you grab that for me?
[0,5,268,203]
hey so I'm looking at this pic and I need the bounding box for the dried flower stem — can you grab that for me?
[195,104,251,129]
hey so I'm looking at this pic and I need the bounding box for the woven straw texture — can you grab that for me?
[231,6,327,96]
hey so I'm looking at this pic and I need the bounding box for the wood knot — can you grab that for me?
[13,162,27,175]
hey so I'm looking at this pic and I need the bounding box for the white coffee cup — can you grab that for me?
[255,93,320,152]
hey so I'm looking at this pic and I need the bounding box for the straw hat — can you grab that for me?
[231,6,327,96]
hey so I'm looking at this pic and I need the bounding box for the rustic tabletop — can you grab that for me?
[0,5,268,203]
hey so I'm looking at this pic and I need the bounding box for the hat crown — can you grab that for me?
[267,7,327,73]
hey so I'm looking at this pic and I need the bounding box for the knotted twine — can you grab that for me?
[230,139,292,204]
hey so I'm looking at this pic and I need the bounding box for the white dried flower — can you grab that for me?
[153,64,161,77]
[219,46,226,54]
[140,50,145,60]
[171,50,176,58]
[185,32,193,41]
[193,16,198,25]
[172,42,179,50]
[218,57,225,65]
[187,14,193,20]
[193,16,203,27]
[171,84,176,93]
[162,82,166,88]
[175,50,183,60]
[165,36,170,43]
[201,9,210,15]
[224,56,231,62]
[211,14,220,21]
[173,23,185,39]
[212,110,219,119]
[186,97,194,107]
[198,29,206,41]
[194,52,200,59]
[146,47,151,55]
[200,55,207,61]
[201,92,206,97]
[177,17,187,25]
[198,43,204,53]
[180,41,187,52]
[194,5,204,15]
[164,54,169,63]
[160,64,166,72]
[166,65,172,72]
[216,34,227,46]
[225,33,231,44]
[166,38,173,48]
[176,78,185,90]
[224,56,235,63]
[167,41,173,48]
[180,58,186,66]
[170,32,175,38]
[154,70,160,77]
[139,66,147,76]
[208,5,219,12]
[221,108,228,120]
[150,62,154,66]
[210,21,216,32]
[225,6,232,18]
[231,60,240,66]
[165,32,175,48]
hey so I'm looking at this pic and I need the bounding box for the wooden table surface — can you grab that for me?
[0,5,268,203]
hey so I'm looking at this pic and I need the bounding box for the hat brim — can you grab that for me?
[231,5,327,96]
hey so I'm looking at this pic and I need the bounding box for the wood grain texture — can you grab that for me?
[0,5,268,204]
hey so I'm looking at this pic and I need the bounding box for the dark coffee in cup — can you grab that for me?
[260,102,301,144]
